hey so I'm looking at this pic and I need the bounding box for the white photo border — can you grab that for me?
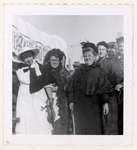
[4,5,133,145]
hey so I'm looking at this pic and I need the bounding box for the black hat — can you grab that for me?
[80,41,98,54]
[108,42,116,49]
[116,36,124,43]
[97,41,109,49]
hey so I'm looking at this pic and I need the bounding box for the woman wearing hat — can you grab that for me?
[96,41,123,134]
[15,47,52,134]
[30,48,70,134]
[43,49,70,134]
[116,37,124,135]
[67,42,112,134]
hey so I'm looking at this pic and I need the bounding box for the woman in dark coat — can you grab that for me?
[96,41,123,134]
[67,42,113,135]
[30,48,70,134]
[43,49,70,134]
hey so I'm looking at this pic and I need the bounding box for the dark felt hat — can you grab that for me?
[97,41,109,49]
[80,41,98,54]
[108,42,116,49]
[116,36,124,43]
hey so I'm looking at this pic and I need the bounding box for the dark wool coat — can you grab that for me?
[29,65,55,93]
[97,57,123,135]
[97,57,123,87]
[115,54,124,134]
[67,63,113,135]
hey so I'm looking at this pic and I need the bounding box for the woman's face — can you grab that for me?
[50,56,60,68]
[23,56,34,66]
[98,45,107,58]
[83,49,96,66]
[21,51,34,66]
[118,41,124,55]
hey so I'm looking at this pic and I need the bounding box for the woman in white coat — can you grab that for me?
[15,47,52,134]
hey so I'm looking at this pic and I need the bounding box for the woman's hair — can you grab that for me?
[43,48,66,70]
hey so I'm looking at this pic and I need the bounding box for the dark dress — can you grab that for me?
[30,65,70,134]
[97,56,123,134]
[51,68,70,134]
[67,63,113,135]
[116,54,124,134]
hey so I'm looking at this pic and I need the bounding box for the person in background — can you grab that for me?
[67,42,112,134]
[116,36,124,68]
[12,61,20,133]
[115,36,124,134]
[96,41,123,134]
[15,47,52,134]
[68,61,81,76]
[12,52,31,133]
[107,42,117,59]
[73,61,80,70]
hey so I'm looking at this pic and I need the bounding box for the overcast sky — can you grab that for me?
[19,15,123,62]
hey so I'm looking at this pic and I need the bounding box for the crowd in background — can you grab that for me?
[12,35,124,135]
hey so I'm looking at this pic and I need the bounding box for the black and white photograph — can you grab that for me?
[4,5,133,144]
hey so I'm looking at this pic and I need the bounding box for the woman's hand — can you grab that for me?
[52,85,58,92]
[115,84,123,92]
[103,103,109,115]
[45,84,58,92]
[69,102,74,112]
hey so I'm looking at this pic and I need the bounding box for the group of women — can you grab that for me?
[14,40,123,135]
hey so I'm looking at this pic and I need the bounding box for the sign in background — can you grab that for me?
[12,17,68,64]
